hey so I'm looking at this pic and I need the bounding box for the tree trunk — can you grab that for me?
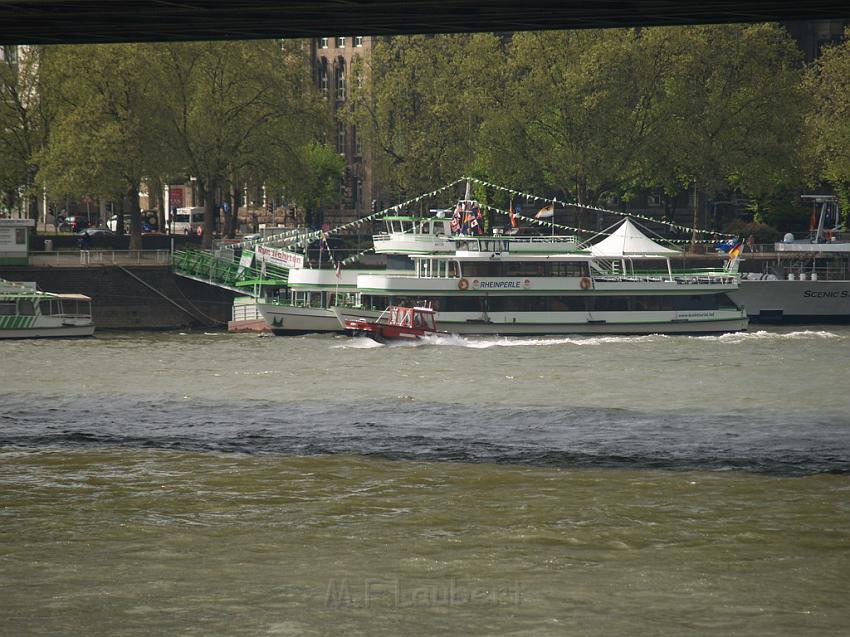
[202,180,217,249]
[126,181,142,251]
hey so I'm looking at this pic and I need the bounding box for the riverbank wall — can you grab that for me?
[0,264,238,330]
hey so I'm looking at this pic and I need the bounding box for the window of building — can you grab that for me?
[353,125,362,156]
[647,194,662,207]
[319,60,328,97]
[319,37,328,49]
[336,121,347,155]
[335,63,346,101]
[336,36,345,48]
[354,36,363,47]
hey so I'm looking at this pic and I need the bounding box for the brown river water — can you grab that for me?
[1,328,849,635]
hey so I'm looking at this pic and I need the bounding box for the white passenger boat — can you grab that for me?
[258,202,584,336]
[334,219,748,335]
[0,279,95,338]
[255,267,359,335]
[729,196,850,322]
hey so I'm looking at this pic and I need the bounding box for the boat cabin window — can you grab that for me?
[0,301,15,315]
[38,300,56,316]
[18,299,35,315]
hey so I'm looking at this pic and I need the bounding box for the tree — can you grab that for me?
[805,27,850,211]
[347,33,505,198]
[654,24,805,239]
[0,45,48,219]
[480,29,673,208]
[154,40,328,246]
[38,43,168,249]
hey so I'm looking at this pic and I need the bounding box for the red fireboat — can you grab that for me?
[342,305,441,343]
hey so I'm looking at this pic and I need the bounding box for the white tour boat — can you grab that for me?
[334,219,748,335]
[728,196,850,322]
[0,279,95,338]
[257,202,584,336]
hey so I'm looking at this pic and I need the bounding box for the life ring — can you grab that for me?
[580,277,592,290]
[458,278,469,290]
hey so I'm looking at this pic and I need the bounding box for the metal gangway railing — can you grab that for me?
[172,248,289,295]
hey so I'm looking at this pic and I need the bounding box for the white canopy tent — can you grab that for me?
[586,218,680,278]
[589,218,680,258]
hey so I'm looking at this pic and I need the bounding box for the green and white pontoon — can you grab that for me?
[0,279,95,339]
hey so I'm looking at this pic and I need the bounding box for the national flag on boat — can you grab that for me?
[535,203,554,219]
[727,237,745,261]
[450,203,462,233]
[335,263,342,278]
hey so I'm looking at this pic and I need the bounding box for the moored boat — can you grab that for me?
[335,219,748,336]
[729,196,850,322]
[0,279,95,339]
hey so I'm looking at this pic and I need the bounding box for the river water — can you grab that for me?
[2,328,849,635]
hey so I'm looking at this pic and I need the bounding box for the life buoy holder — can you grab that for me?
[458,278,469,290]
[580,277,592,290]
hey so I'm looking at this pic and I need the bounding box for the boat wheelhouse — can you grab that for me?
[337,219,748,335]
[0,279,95,339]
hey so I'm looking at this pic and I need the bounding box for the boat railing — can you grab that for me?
[594,271,737,285]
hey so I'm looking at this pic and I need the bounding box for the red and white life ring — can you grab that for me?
[580,277,592,290]
[458,278,469,290]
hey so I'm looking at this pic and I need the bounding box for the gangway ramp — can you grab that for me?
[172,248,288,296]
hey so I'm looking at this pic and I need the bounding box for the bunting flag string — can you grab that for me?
[243,178,466,251]
[462,176,735,239]
[484,204,723,245]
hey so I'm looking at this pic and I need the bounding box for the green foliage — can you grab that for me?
[153,40,328,245]
[286,141,345,213]
[347,33,505,198]
[805,27,850,210]
[724,219,781,244]
[0,46,48,212]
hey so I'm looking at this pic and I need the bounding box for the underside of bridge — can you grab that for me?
[1,0,848,45]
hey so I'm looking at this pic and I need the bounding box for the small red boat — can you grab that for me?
[343,305,441,342]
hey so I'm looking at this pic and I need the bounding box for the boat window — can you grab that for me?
[18,299,35,316]
[449,261,459,277]
[0,301,15,315]
[672,295,718,311]
[549,262,589,277]
[38,300,53,316]
[419,222,430,234]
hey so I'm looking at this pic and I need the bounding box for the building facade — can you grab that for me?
[310,35,377,228]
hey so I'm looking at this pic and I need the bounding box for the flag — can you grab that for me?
[335,263,342,278]
[810,209,817,231]
[727,237,745,261]
[509,198,518,229]
[535,203,554,219]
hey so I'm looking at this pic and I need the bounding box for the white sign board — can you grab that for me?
[254,245,304,269]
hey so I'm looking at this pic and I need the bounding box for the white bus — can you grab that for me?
[168,207,205,236]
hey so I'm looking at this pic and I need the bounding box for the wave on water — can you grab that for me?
[707,329,842,342]
[2,396,848,476]
[328,329,842,350]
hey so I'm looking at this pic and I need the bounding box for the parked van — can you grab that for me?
[168,207,205,236]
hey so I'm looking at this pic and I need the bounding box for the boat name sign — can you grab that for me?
[470,279,532,290]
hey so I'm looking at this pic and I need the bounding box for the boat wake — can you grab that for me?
[704,329,842,342]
